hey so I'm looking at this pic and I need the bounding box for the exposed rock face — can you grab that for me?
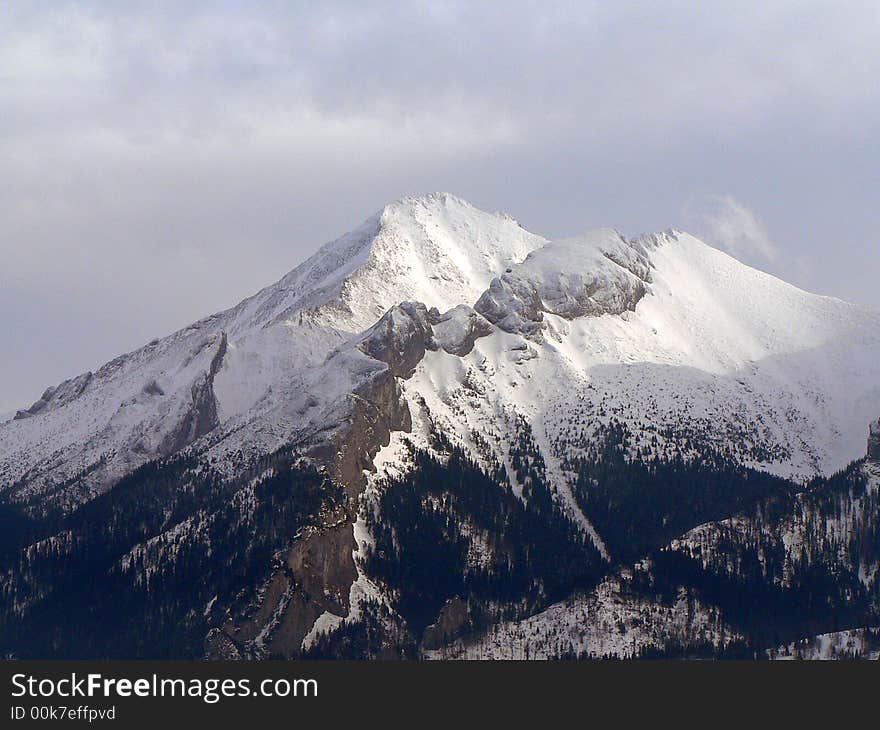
[421,597,471,650]
[210,307,430,658]
[211,506,358,660]
[869,419,880,461]
[329,368,412,496]
[158,332,227,455]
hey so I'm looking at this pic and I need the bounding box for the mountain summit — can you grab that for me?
[2,194,879,660]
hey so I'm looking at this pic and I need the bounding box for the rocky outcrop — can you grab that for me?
[207,375,403,658]
[359,300,495,363]
[422,596,471,650]
[869,419,880,461]
[357,301,438,378]
[331,369,412,496]
[158,332,227,455]
[204,503,358,660]
[430,305,495,356]
[474,230,652,338]
[14,372,93,420]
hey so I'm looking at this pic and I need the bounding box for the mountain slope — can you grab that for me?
[1,193,879,659]
[395,228,880,488]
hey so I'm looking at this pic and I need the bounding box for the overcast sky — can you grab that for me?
[1,1,879,412]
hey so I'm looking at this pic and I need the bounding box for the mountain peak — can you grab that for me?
[380,191,516,217]
[382,191,473,211]
[266,192,547,331]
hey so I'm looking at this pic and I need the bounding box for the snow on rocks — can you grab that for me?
[425,571,737,660]
[474,229,652,338]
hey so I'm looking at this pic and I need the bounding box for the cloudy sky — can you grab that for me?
[2,1,879,412]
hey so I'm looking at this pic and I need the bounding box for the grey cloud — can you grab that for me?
[1,1,879,410]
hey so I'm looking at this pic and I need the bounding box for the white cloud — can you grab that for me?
[683,195,777,263]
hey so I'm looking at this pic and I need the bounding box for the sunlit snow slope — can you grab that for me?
[387,228,880,494]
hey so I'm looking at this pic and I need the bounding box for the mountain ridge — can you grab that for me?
[3,193,879,509]
[2,192,880,659]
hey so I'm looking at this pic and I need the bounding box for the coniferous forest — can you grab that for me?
[1,421,878,659]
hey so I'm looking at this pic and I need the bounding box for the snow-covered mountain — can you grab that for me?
[0,194,544,509]
[4,193,877,507]
[1,193,879,659]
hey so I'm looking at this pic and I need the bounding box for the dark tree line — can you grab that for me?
[361,438,606,642]
[569,421,795,563]
[0,450,340,658]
